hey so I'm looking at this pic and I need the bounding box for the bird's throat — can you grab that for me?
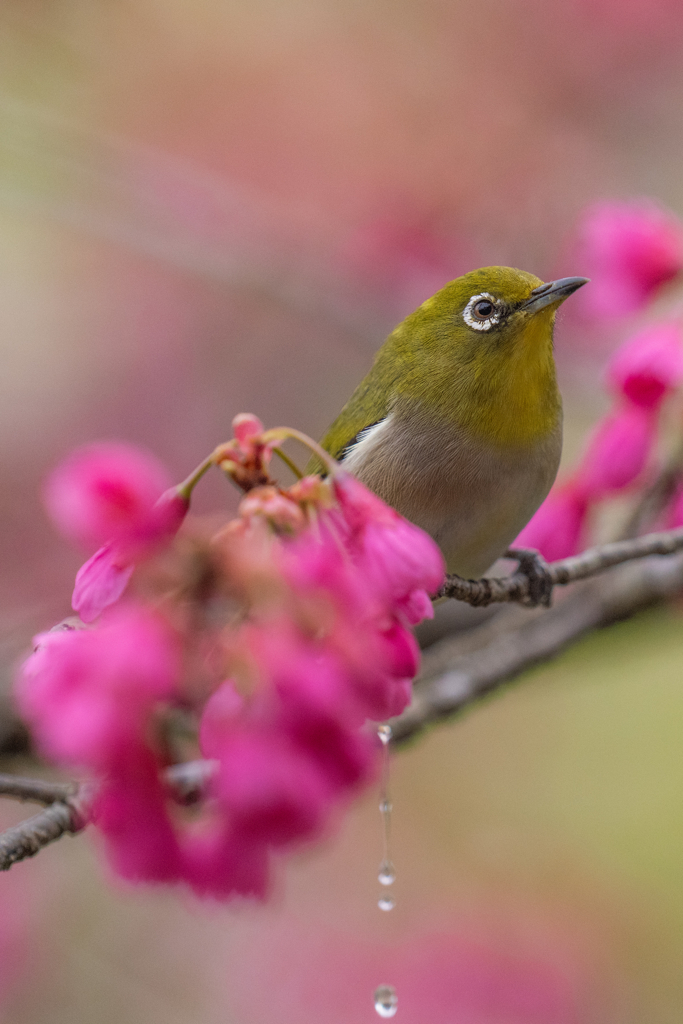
[452,313,561,447]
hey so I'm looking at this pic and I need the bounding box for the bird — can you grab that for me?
[317,266,588,586]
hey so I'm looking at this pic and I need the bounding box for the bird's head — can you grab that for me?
[388,266,588,444]
[409,265,587,359]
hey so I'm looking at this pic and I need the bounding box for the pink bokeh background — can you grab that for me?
[2,0,683,1021]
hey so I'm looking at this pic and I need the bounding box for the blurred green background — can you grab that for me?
[2,0,683,1020]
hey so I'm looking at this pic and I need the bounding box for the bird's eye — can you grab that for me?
[462,292,501,331]
[473,299,494,320]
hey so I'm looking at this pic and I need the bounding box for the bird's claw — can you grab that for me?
[505,547,553,608]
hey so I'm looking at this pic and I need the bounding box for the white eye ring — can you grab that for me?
[463,292,501,331]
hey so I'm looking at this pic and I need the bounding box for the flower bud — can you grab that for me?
[232,413,265,447]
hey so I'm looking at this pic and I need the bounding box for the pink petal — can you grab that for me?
[199,681,245,759]
[72,546,134,622]
[215,729,331,847]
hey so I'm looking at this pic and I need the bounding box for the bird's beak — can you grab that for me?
[522,276,589,314]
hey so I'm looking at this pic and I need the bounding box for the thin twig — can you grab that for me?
[0,760,217,871]
[0,773,78,806]
[438,526,683,606]
[0,803,81,870]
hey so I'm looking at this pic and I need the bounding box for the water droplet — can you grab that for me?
[379,798,392,814]
[377,724,392,745]
[378,895,395,911]
[378,861,395,885]
[374,984,398,1017]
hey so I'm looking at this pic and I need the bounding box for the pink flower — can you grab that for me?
[213,728,331,846]
[332,472,445,620]
[250,622,365,729]
[16,605,179,767]
[44,442,174,550]
[243,623,376,787]
[573,201,683,320]
[514,485,588,562]
[575,404,658,498]
[95,747,270,898]
[275,516,427,721]
[47,444,190,620]
[607,321,683,408]
[352,621,420,721]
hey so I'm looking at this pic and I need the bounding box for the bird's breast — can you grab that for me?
[341,403,562,578]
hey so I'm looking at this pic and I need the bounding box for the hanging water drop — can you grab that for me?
[378,860,395,886]
[374,984,398,1018]
[377,723,392,745]
[376,721,395,906]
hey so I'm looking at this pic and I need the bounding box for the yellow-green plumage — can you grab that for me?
[318,266,586,577]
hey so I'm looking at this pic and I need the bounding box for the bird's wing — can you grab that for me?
[310,369,392,471]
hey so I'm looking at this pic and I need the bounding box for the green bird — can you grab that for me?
[319,267,587,580]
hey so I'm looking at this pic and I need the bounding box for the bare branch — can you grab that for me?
[0,803,81,870]
[392,549,683,743]
[0,774,78,806]
[0,760,216,871]
[438,526,683,606]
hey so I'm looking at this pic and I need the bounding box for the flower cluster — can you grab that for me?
[517,320,683,560]
[17,419,443,899]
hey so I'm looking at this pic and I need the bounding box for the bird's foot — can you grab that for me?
[505,547,553,608]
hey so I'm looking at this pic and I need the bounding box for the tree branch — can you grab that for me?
[392,548,683,743]
[0,802,83,869]
[0,773,79,806]
[438,526,683,606]
[0,761,216,870]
